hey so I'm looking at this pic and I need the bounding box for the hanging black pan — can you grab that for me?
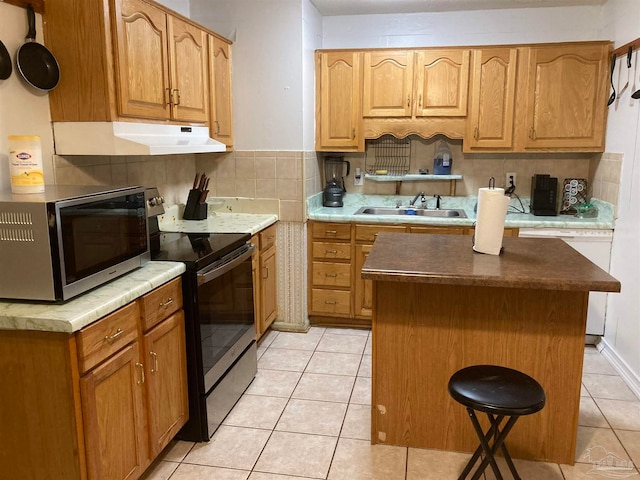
[16,4,60,91]
[0,40,11,80]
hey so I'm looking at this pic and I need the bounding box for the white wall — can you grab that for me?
[190,0,305,151]
[156,0,190,17]
[303,0,323,151]
[0,3,55,191]
[600,0,640,385]
[321,6,605,48]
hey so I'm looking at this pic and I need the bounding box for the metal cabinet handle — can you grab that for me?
[473,127,479,140]
[325,230,337,235]
[352,128,355,139]
[407,95,411,107]
[325,273,338,277]
[325,300,337,305]
[165,88,172,106]
[418,94,422,108]
[528,127,536,140]
[262,266,269,279]
[104,328,124,344]
[159,298,174,308]
[215,120,220,135]
[325,249,338,254]
[150,351,158,373]
[135,362,145,384]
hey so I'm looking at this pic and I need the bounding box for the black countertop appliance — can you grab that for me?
[323,155,350,207]
[530,174,558,216]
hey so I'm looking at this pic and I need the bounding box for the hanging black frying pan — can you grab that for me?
[16,3,60,91]
[0,40,11,80]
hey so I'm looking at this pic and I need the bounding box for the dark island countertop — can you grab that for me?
[362,233,621,292]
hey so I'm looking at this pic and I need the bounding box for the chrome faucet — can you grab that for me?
[409,192,426,208]
[433,194,442,210]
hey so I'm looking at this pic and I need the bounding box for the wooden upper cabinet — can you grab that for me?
[363,51,414,117]
[46,0,215,124]
[361,49,470,118]
[114,0,208,123]
[209,36,234,149]
[414,49,470,117]
[114,0,171,120]
[465,48,518,150]
[167,16,209,123]
[521,43,609,150]
[316,51,363,151]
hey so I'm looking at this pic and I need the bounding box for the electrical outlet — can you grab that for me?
[506,172,517,189]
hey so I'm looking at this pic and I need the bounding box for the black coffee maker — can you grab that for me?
[323,156,350,207]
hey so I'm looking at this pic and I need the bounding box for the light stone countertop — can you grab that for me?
[0,261,186,333]
[307,193,615,229]
[158,203,278,235]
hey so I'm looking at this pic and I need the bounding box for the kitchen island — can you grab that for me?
[361,233,620,464]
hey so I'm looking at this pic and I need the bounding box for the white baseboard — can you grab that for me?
[597,337,640,400]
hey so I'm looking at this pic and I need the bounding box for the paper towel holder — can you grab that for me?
[488,176,496,189]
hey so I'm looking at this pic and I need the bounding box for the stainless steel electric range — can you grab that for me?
[152,231,258,441]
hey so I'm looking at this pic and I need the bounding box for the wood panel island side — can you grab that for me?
[361,233,621,465]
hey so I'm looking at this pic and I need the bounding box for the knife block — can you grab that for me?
[183,189,207,220]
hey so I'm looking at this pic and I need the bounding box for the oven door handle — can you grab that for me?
[197,243,256,285]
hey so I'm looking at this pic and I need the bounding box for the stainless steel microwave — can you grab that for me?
[0,185,150,302]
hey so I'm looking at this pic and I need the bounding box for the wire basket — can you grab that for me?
[365,135,411,175]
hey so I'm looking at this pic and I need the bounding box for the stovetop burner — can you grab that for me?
[152,232,250,270]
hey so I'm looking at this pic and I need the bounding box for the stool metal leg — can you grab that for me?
[467,409,504,480]
[457,408,522,480]
[469,415,520,480]
[458,410,505,480]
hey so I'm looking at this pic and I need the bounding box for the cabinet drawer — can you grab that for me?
[311,289,351,315]
[311,222,351,240]
[77,301,140,374]
[410,226,466,235]
[312,262,351,287]
[140,278,183,332]
[260,224,277,251]
[312,242,351,260]
[355,225,407,243]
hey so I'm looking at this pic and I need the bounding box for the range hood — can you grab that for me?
[52,121,227,156]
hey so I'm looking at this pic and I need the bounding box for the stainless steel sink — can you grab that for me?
[354,206,467,218]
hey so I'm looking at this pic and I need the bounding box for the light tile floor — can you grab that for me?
[142,327,640,480]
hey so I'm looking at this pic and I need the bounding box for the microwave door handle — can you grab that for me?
[197,243,256,285]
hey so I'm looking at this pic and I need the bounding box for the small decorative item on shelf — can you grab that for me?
[183,173,209,220]
[575,203,598,218]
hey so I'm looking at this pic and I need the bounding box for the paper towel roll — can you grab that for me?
[473,187,510,255]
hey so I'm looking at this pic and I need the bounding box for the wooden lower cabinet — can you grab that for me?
[253,223,279,338]
[143,311,188,458]
[81,342,147,480]
[0,278,188,480]
[354,244,373,318]
[308,221,519,326]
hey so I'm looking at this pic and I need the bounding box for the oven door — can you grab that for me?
[196,242,257,392]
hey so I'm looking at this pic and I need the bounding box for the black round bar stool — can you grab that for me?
[448,365,546,480]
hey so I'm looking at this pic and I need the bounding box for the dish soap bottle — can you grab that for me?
[434,140,452,175]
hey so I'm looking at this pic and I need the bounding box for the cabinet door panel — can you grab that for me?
[414,49,470,116]
[209,36,234,148]
[168,17,209,123]
[363,51,414,117]
[466,48,517,149]
[260,246,278,332]
[144,311,189,458]
[354,244,373,318]
[115,0,171,120]
[317,51,362,149]
[523,44,608,149]
[80,342,147,480]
